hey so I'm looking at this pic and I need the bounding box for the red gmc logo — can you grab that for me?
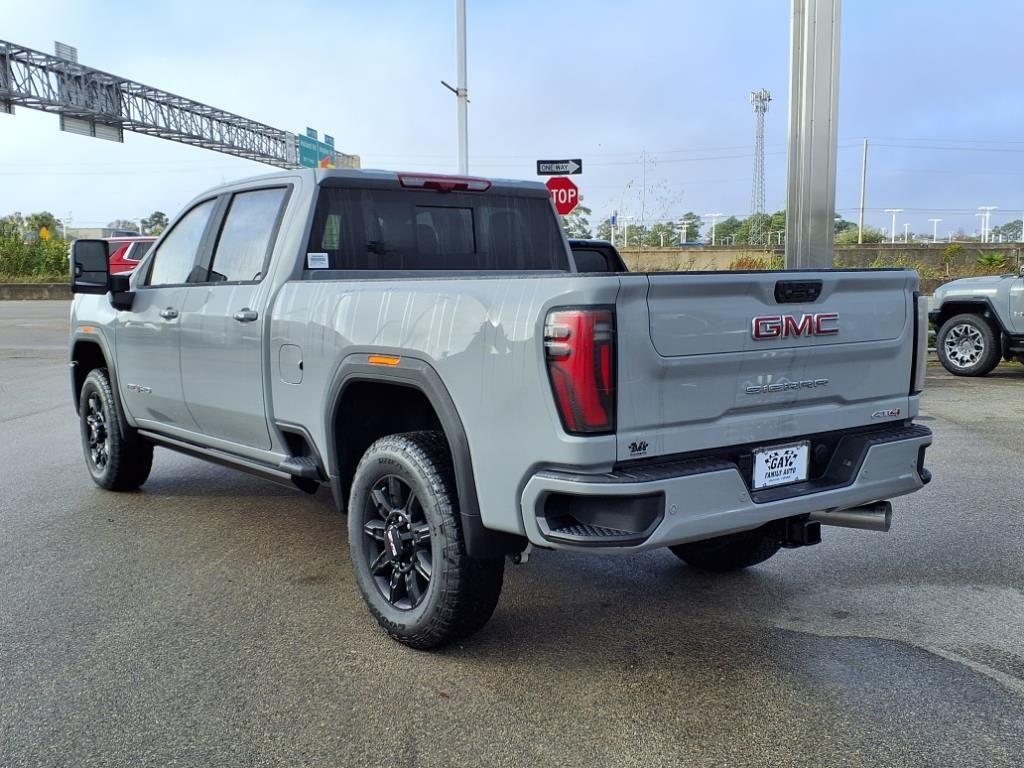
[752,313,839,339]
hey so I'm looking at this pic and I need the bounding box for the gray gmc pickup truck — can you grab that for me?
[69,168,933,648]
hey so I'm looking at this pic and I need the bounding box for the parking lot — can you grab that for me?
[2,299,1022,767]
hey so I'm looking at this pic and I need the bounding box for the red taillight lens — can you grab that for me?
[398,173,492,192]
[544,308,616,435]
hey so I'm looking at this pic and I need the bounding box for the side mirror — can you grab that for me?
[70,239,110,295]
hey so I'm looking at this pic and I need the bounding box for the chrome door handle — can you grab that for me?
[233,308,258,323]
[159,307,179,320]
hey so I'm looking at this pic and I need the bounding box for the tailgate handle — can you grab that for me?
[775,280,822,304]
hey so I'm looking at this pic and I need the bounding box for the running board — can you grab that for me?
[138,430,306,490]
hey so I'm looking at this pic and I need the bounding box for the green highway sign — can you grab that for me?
[297,128,338,168]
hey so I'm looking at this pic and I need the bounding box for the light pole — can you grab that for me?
[975,212,987,242]
[903,223,910,242]
[978,206,997,243]
[704,213,723,245]
[884,208,902,244]
[439,0,469,173]
[928,218,941,243]
[679,221,689,245]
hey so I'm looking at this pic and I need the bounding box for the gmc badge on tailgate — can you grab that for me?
[752,313,839,340]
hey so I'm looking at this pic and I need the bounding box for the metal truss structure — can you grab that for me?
[748,88,771,247]
[0,39,358,170]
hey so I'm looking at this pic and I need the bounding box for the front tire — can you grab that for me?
[78,368,153,491]
[937,313,1001,377]
[348,431,504,649]
[669,525,781,572]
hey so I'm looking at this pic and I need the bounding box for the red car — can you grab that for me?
[107,236,156,274]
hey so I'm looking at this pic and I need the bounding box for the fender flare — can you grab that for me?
[70,332,133,434]
[324,355,526,559]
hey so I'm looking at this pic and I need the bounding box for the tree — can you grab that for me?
[141,211,169,236]
[834,216,856,235]
[560,205,592,239]
[677,212,702,243]
[595,218,613,241]
[0,212,26,236]
[107,219,141,233]
[708,216,741,244]
[835,226,885,244]
[643,222,678,247]
[991,219,1023,242]
[26,211,58,234]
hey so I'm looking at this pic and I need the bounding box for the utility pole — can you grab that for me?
[903,222,910,242]
[978,206,996,243]
[680,221,689,244]
[705,213,723,245]
[455,0,469,173]
[928,218,941,243]
[857,138,868,243]
[884,208,902,244]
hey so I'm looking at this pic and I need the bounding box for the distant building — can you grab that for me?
[65,227,141,239]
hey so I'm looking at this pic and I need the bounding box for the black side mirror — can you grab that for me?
[70,239,110,294]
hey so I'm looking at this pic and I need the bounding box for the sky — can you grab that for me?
[2,0,1023,238]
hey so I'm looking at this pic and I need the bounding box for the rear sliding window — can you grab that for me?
[307,187,569,271]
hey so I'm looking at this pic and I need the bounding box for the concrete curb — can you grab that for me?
[0,283,71,300]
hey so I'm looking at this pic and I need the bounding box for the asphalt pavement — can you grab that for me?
[1,300,1022,767]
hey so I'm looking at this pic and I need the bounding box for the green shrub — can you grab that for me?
[977,252,1007,270]
[0,226,69,281]
[942,243,963,264]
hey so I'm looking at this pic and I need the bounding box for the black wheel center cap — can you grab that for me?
[385,525,406,560]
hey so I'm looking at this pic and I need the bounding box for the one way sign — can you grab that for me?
[536,158,583,175]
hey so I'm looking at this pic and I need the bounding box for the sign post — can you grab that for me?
[546,176,580,216]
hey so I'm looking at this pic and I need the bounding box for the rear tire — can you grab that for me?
[78,368,153,491]
[669,525,781,572]
[937,313,1001,377]
[348,431,505,649]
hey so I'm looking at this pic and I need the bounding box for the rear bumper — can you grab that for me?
[520,423,933,552]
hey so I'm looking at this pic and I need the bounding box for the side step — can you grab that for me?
[138,430,325,492]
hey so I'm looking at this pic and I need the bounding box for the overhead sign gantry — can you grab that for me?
[0,39,359,170]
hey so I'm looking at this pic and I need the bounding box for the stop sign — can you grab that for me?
[546,176,579,216]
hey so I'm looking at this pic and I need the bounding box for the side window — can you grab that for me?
[146,200,216,286]
[203,188,288,283]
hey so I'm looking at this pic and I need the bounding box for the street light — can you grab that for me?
[884,208,903,244]
[975,212,987,242]
[928,218,942,243]
[903,222,910,242]
[704,213,723,245]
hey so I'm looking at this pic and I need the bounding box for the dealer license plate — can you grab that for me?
[752,441,809,490]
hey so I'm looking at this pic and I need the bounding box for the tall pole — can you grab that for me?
[705,213,723,245]
[857,138,868,244]
[903,222,910,242]
[978,206,996,243]
[884,208,902,244]
[784,0,842,268]
[455,0,469,174]
[928,218,941,243]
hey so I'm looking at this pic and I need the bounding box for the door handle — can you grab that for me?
[233,308,258,323]
[159,307,179,320]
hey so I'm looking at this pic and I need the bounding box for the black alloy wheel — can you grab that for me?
[362,474,433,610]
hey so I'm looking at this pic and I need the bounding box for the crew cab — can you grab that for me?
[69,169,933,649]
[929,264,1024,376]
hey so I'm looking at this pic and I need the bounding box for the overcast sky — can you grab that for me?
[2,0,1022,237]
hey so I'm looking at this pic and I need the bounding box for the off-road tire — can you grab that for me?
[348,431,504,649]
[669,524,782,572]
[78,368,153,491]
[937,313,1001,377]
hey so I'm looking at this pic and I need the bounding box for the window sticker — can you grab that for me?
[307,252,330,269]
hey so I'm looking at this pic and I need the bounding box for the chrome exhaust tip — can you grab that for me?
[809,501,892,532]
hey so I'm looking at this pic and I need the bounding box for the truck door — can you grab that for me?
[179,187,289,449]
[116,199,217,431]
[1010,273,1024,334]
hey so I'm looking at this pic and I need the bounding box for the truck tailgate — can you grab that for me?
[615,270,918,463]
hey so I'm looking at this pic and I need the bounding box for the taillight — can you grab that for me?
[398,173,492,192]
[911,293,928,394]
[543,308,616,434]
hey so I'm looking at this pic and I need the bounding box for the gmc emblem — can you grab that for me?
[752,313,839,339]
